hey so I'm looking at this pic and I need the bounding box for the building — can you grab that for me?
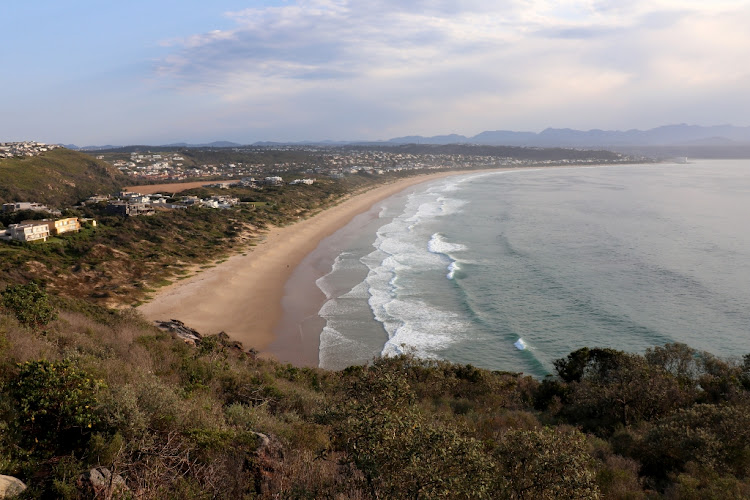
[2,202,51,213]
[181,196,202,207]
[105,201,154,217]
[20,217,81,236]
[6,222,50,242]
[51,217,81,235]
[84,194,111,205]
[263,176,283,186]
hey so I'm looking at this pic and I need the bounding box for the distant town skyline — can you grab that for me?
[3,1,750,145]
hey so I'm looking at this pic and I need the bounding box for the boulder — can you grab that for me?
[0,475,27,498]
[77,468,129,498]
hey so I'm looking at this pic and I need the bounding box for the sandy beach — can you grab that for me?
[138,169,490,360]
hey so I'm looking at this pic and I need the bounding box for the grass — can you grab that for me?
[0,149,127,207]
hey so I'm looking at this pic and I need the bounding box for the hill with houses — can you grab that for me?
[0,147,127,207]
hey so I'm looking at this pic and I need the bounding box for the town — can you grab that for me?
[0,142,642,245]
[0,141,61,158]
[95,144,640,182]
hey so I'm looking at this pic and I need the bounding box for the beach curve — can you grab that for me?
[136,170,486,358]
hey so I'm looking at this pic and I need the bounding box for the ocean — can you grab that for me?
[304,160,750,377]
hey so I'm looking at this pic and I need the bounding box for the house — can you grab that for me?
[6,222,50,242]
[105,201,154,217]
[2,202,51,213]
[181,196,202,206]
[129,195,151,204]
[118,191,142,199]
[290,178,315,185]
[51,217,81,235]
[206,195,239,209]
[20,217,81,236]
[203,182,233,189]
[84,194,110,205]
[263,176,283,186]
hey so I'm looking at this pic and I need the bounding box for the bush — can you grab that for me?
[495,427,600,499]
[1,282,57,329]
[332,364,494,498]
[9,358,104,455]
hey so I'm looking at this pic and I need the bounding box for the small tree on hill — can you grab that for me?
[1,282,57,329]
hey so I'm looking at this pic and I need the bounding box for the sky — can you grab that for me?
[3,0,750,145]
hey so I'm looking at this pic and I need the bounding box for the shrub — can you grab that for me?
[495,427,600,499]
[9,358,104,455]
[1,282,57,329]
[333,364,494,498]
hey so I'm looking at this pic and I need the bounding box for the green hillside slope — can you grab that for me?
[0,148,127,207]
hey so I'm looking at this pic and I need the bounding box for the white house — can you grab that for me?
[7,222,50,242]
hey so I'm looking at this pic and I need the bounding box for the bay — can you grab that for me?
[314,160,750,377]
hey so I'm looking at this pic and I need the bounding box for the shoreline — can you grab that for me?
[137,169,490,358]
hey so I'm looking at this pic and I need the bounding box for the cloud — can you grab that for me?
[151,0,750,139]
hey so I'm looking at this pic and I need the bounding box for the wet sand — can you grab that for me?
[137,170,480,357]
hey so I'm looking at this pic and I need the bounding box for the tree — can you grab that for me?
[552,348,692,434]
[1,282,57,329]
[638,404,750,480]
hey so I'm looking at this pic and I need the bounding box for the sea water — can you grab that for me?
[314,160,750,377]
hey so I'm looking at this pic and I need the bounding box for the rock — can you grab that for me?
[0,475,27,498]
[155,319,202,345]
[250,431,284,495]
[77,468,129,498]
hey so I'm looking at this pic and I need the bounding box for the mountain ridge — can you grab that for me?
[59,124,750,151]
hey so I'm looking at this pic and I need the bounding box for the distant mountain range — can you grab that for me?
[385,124,750,148]
[64,124,750,151]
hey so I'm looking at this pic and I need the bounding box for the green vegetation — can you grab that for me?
[0,174,379,306]
[0,296,748,499]
[1,282,57,329]
[0,148,127,207]
[0,148,742,497]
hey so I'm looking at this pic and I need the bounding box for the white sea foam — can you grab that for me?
[321,174,480,365]
[319,325,368,369]
[427,233,467,279]
[319,298,364,317]
[315,252,364,299]
[378,299,468,358]
[341,281,369,299]
[427,232,467,255]
[447,261,460,280]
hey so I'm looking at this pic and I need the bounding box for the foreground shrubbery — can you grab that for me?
[1,294,749,498]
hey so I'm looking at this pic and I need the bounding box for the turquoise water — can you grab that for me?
[313,161,750,377]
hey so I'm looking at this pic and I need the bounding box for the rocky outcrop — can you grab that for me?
[154,319,258,357]
[155,319,202,345]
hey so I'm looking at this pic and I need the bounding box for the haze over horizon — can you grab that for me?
[4,1,750,146]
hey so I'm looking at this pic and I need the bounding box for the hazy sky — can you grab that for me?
[3,0,750,145]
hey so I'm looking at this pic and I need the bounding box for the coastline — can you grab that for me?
[137,169,490,358]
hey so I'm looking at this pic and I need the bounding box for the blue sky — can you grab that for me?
[3,0,750,145]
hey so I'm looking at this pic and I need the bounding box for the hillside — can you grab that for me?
[0,291,749,498]
[0,148,127,207]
